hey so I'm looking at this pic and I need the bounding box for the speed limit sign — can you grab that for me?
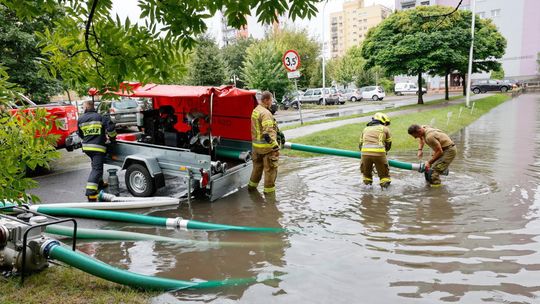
[282,50,301,72]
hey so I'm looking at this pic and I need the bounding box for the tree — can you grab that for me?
[272,29,321,89]
[222,37,255,88]
[242,40,290,100]
[1,0,319,93]
[332,46,364,88]
[362,6,505,104]
[490,68,504,80]
[186,37,226,86]
[0,66,60,204]
[0,4,63,102]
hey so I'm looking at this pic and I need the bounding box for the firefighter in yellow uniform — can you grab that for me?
[407,124,456,187]
[249,91,280,194]
[359,112,392,189]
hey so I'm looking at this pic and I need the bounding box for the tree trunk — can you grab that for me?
[461,73,466,96]
[444,69,449,101]
[417,72,424,104]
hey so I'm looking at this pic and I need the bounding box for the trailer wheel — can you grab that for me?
[125,163,156,197]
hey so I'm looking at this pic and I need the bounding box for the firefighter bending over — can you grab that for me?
[408,124,456,187]
[359,112,392,189]
[77,100,117,201]
[249,91,281,194]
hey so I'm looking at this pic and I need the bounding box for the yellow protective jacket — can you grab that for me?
[359,123,392,156]
[251,105,279,154]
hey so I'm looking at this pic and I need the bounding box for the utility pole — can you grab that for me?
[465,0,476,108]
[322,0,329,105]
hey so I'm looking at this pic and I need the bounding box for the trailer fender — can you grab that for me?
[121,155,165,189]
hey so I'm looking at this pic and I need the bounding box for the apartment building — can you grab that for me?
[330,0,391,58]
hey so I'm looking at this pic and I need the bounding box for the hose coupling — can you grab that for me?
[98,191,116,202]
[165,217,185,228]
[40,239,60,258]
[283,142,292,149]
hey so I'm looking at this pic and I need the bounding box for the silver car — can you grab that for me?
[300,88,340,105]
[97,98,143,128]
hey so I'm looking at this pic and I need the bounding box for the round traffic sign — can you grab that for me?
[282,50,301,72]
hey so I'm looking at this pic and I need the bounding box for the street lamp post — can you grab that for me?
[322,0,329,105]
[465,0,476,108]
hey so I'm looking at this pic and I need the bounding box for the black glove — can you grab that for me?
[263,133,272,144]
[278,131,285,146]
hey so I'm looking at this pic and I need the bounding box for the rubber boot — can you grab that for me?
[424,169,433,183]
[380,181,391,189]
[87,195,98,202]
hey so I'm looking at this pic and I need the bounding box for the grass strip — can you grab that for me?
[0,265,154,304]
[283,94,510,157]
[280,95,462,131]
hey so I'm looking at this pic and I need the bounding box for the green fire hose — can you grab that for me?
[45,225,277,247]
[43,242,254,291]
[215,147,251,162]
[35,207,284,233]
[284,142,424,172]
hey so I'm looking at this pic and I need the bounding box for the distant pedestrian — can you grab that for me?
[77,100,116,201]
[248,91,280,195]
[359,112,392,189]
[407,124,456,187]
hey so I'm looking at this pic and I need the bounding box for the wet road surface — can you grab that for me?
[33,94,540,303]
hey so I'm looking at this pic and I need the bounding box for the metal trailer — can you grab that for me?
[106,138,253,201]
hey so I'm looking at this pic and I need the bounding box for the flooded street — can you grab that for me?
[81,94,540,303]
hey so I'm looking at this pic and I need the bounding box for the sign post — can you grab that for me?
[282,50,303,124]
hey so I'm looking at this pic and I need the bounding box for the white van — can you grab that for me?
[394,83,427,96]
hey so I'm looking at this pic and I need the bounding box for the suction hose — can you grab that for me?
[34,207,284,232]
[284,142,425,172]
[45,225,274,247]
[41,241,254,291]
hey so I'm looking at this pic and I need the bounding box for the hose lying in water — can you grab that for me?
[34,207,284,232]
[41,241,255,291]
[45,225,275,247]
[284,142,425,172]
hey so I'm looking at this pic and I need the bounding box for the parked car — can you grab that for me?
[394,82,427,95]
[299,88,341,105]
[97,98,144,128]
[342,88,362,102]
[359,86,386,101]
[282,90,304,110]
[502,79,521,89]
[471,79,512,94]
[7,94,79,150]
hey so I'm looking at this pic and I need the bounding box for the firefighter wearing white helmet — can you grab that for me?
[359,112,392,188]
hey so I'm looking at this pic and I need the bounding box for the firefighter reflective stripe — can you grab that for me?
[80,122,103,136]
[248,180,258,187]
[86,182,98,190]
[380,177,391,184]
[361,144,385,153]
[252,111,261,140]
[82,144,107,153]
[263,186,275,193]
[252,141,275,149]
[108,130,117,137]
[261,119,274,127]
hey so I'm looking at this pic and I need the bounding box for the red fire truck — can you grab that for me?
[7,94,79,150]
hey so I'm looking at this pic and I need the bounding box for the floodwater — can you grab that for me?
[80,94,540,303]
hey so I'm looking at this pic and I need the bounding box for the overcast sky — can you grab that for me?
[112,0,395,45]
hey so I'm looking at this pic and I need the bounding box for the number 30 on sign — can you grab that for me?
[282,50,301,72]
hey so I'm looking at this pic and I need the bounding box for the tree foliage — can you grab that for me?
[222,37,256,88]
[0,4,63,102]
[272,29,321,89]
[242,41,290,100]
[186,37,226,86]
[0,0,319,92]
[0,66,59,204]
[362,5,506,103]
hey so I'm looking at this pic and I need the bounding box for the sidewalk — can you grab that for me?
[283,94,492,140]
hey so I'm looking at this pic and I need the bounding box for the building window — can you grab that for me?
[421,1,429,5]
[491,9,500,17]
